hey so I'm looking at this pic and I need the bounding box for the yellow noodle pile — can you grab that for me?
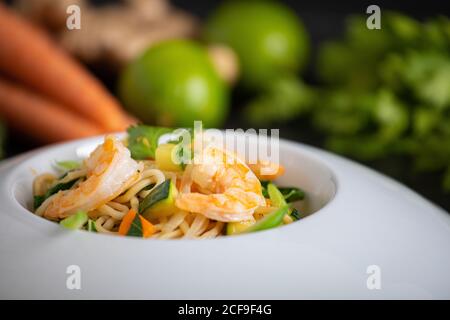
[33,160,225,239]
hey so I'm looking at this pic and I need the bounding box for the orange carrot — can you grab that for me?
[118,209,155,238]
[118,210,136,235]
[0,4,134,132]
[140,216,156,238]
[0,77,103,143]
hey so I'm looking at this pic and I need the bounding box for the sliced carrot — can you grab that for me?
[118,209,137,236]
[118,209,155,238]
[0,4,134,132]
[140,216,156,238]
[0,77,103,143]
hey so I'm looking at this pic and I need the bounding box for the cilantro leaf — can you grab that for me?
[127,125,173,160]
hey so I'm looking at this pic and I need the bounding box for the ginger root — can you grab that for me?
[14,0,198,67]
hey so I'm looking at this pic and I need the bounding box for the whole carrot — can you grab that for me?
[0,4,133,132]
[0,77,103,143]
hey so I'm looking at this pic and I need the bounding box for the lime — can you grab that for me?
[119,40,229,127]
[205,0,309,89]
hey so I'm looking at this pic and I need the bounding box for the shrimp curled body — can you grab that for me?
[175,147,266,222]
[40,136,141,220]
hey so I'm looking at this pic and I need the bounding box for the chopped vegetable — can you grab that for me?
[127,125,173,159]
[126,212,143,237]
[140,180,178,219]
[244,205,289,233]
[33,195,46,210]
[279,187,305,202]
[87,219,97,232]
[226,220,255,235]
[118,209,136,235]
[60,211,88,230]
[261,181,305,203]
[118,209,155,238]
[267,183,302,220]
[289,208,301,221]
[267,183,287,207]
[55,160,81,172]
[155,143,183,171]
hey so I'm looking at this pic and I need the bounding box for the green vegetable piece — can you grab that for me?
[139,180,178,219]
[33,195,46,210]
[245,205,289,233]
[60,211,88,230]
[127,125,173,160]
[55,160,81,172]
[126,213,143,237]
[260,180,270,198]
[87,219,97,232]
[279,187,305,202]
[267,183,287,207]
[261,181,305,203]
[268,183,303,221]
[226,220,255,235]
[289,208,301,221]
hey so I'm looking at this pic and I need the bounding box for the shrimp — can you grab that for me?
[39,136,141,220]
[247,160,285,181]
[175,146,266,222]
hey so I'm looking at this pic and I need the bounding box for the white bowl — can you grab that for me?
[0,134,449,299]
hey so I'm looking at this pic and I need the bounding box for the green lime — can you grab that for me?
[119,40,229,127]
[205,0,309,89]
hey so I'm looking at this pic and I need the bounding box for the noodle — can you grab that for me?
[103,217,116,230]
[31,134,298,240]
[98,204,126,220]
[107,202,129,213]
[179,221,190,234]
[95,216,116,234]
[184,214,209,238]
[130,196,139,213]
[32,160,241,239]
[161,211,188,234]
[200,222,225,239]
[158,229,183,239]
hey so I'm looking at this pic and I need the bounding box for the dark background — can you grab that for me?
[4,0,449,211]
